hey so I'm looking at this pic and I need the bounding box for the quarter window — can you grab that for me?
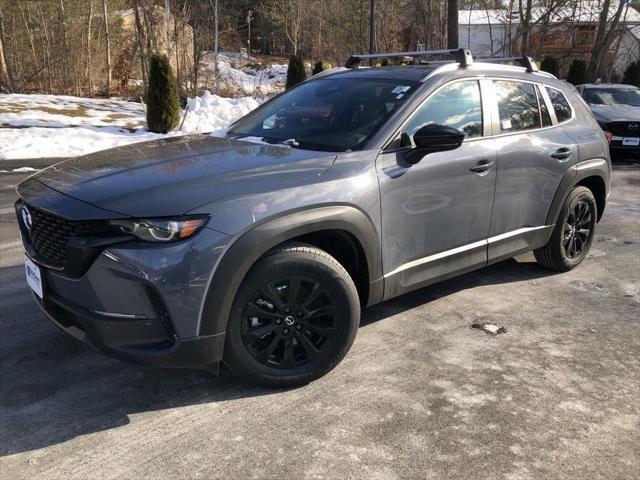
[536,85,552,127]
[494,80,541,132]
[546,87,572,123]
[391,80,483,148]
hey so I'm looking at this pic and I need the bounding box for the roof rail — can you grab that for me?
[345,48,473,69]
[475,56,539,72]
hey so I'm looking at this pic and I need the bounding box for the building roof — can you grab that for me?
[459,2,640,26]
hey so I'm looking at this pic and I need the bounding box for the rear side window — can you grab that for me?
[546,87,572,123]
[536,85,552,127]
[494,80,540,132]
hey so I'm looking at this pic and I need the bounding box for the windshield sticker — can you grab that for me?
[391,85,411,94]
[501,119,512,130]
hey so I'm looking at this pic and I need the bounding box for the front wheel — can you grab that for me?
[534,186,597,272]
[224,243,360,387]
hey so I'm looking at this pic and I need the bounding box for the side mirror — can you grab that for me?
[405,124,465,164]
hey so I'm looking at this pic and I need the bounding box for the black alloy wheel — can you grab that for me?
[241,276,337,369]
[534,186,597,272]
[224,243,360,387]
[563,200,592,259]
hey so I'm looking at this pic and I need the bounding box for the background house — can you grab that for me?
[458,1,640,80]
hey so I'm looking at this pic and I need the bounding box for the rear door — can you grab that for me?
[488,79,578,263]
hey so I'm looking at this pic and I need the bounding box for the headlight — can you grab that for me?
[109,215,209,242]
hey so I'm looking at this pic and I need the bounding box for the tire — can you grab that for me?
[223,243,360,387]
[534,186,597,272]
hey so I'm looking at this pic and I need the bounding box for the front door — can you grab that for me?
[377,79,497,299]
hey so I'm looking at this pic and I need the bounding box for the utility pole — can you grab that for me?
[247,10,253,56]
[369,0,376,54]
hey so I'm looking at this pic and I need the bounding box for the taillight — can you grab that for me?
[604,131,613,144]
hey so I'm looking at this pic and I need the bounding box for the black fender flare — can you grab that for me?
[198,205,383,337]
[545,158,610,227]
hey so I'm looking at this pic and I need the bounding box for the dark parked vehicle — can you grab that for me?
[16,50,611,387]
[576,83,640,154]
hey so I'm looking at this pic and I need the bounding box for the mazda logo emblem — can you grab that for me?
[629,123,638,131]
[21,206,32,231]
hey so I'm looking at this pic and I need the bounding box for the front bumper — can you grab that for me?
[35,291,225,369]
[16,178,235,369]
[24,224,234,369]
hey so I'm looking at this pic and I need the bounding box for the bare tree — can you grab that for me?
[58,0,70,93]
[85,1,94,94]
[133,0,148,91]
[447,0,458,48]
[589,0,626,80]
[102,0,112,95]
[261,0,303,55]
[0,4,17,92]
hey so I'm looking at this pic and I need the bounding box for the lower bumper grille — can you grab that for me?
[145,285,179,341]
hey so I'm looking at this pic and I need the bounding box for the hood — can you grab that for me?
[588,104,640,124]
[34,135,336,217]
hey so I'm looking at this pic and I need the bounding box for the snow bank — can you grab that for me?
[181,91,259,133]
[0,91,260,160]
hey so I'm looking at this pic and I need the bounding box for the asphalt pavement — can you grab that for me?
[1,159,638,479]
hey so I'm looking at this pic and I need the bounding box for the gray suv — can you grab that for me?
[15,50,611,387]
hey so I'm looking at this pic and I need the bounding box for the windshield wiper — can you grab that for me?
[278,138,300,147]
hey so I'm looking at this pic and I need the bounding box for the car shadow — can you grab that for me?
[361,255,553,326]
[0,255,554,456]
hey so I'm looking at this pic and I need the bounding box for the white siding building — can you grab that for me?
[458,2,640,77]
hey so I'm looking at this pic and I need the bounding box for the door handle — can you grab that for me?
[469,160,494,173]
[551,148,572,160]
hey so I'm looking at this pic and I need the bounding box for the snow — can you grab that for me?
[181,91,260,133]
[1,94,145,129]
[199,52,288,95]
[0,167,40,174]
[0,91,261,160]
[0,126,174,160]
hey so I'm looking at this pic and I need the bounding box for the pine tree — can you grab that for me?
[566,59,588,85]
[312,60,324,75]
[146,53,180,134]
[622,61,640,87]
[540,56,559,77]
[286,55,306,89]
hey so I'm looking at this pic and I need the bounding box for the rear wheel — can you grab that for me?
[534,186,597,272]
[224,243,360,387]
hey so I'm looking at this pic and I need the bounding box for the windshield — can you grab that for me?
[583,87,640,107]
[227,77,420,151]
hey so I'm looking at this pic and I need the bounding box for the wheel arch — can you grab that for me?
[198,205,383,337]
[545,158,610,227]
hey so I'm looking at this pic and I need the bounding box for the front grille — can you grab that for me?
[21,202,106,268]
[607,121,640,137]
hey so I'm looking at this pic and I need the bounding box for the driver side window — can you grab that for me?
[390,80,483,148]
